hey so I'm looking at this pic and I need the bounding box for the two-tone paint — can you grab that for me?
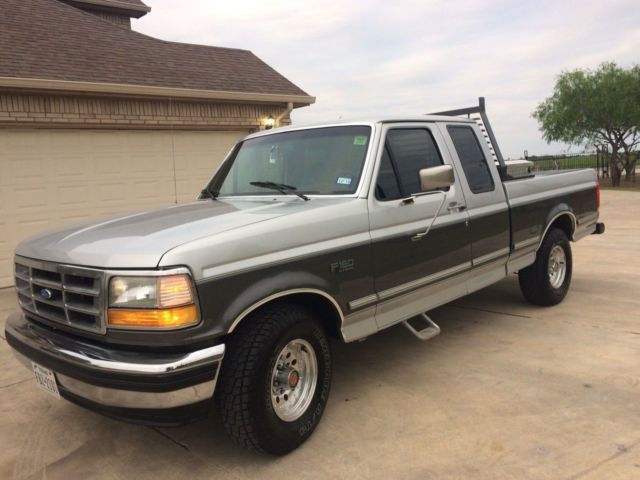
[12,117,600,351]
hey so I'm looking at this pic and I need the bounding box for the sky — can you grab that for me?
[135,0,640,159]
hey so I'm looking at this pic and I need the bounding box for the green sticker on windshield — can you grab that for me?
[353,136,367,146]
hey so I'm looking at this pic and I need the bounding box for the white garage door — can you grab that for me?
[0,129,248,287]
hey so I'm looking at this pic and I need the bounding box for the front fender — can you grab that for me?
[221,271,340,332]
[194,246,373,337]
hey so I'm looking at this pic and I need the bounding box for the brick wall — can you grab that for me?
[0,92,292,131]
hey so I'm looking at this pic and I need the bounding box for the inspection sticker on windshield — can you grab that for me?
[337,177,352,185]
[32,362,60,399]
[353,136,367,146]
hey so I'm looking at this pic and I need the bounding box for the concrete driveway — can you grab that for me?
[1,190,638,480]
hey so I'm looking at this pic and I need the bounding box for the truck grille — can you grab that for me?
[14,256,106,334]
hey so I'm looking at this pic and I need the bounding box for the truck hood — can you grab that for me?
[15,199,322,268]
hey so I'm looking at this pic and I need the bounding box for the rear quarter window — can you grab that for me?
[447,125,495,194]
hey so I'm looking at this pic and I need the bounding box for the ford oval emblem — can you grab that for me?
[39,288,53,300]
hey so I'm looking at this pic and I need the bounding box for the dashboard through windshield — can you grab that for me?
[213,126,372,197]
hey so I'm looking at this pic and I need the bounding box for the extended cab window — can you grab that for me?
[376,128,443,201]
[447,125,495,194]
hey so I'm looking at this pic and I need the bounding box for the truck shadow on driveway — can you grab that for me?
[8,276,544,477]
[146,276,532,456]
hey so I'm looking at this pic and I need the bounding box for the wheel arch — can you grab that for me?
[227,288,345,341]
[538,208,576,251]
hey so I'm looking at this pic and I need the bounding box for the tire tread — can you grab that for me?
[216,303,320,453]
[519,228,572,306]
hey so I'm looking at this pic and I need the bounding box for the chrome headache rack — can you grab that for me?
[14,256,106,334]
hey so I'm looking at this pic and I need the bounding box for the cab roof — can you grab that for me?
[246,115,476,140]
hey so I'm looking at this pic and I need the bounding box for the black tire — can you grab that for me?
[215,302,332,455]
[519,228,572,306]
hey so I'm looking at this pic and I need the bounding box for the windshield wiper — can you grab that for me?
[249,181,310,201]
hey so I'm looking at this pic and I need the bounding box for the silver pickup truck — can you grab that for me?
[5,99,604,454]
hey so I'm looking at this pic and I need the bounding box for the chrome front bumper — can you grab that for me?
[5,312,225,419]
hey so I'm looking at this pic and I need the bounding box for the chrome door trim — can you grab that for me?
[344,258,508,342]
[348,294,378,310]
[378,261,472,301]
[472,247,510,267]
[514,237,540,251]
[349,261,472,311]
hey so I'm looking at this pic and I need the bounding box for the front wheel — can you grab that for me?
[518,228,572,306]
[215,303,332,455]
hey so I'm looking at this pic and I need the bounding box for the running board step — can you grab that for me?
[403,313,441,341]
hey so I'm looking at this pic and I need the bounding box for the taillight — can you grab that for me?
[596,182,601,210]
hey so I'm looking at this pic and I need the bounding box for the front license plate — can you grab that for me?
[31,362,61,399]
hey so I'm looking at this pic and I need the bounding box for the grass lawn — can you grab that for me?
[530,155,599,171]
[599,177,640,191]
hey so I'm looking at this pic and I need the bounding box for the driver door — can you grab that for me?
[368,124,472,329]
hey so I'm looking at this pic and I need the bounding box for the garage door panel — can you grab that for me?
[132,180,169,202]
[0,129,248,287]
[15,216,53,240]
[3,158,45,185]
[0,221,6,246]
[54,155,88,179]
[0,259,10,288]
[0,186,5,213]
[0,218,9,284]
[173,131,244,201]
[58,185,91,205]
[14,186,50,210]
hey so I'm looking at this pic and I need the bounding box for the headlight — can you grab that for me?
[107,274,198,329]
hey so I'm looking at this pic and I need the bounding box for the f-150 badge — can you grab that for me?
[330,259,354,273]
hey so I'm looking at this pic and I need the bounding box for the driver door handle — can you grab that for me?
[447,202,467,212]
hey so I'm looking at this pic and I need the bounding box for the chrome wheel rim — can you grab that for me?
[270,339,318,422]
[548,245,567,289]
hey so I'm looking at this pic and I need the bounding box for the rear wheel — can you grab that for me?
[519,228,572,306]
[215,303,332,455]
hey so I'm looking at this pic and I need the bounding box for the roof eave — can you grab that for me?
[0,77,316,107]
[59,0,151,18]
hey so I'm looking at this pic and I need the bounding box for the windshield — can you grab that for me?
[214,126,372,196]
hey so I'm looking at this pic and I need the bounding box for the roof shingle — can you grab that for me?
[0,0,311,100]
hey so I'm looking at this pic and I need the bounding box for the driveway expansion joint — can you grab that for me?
[150,427,190,451]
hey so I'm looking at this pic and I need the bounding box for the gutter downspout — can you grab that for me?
[276,102,294,127]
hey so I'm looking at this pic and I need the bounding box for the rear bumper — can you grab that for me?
[5,312,225,425]
[593,222,605,235]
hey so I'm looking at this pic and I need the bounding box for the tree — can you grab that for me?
[533,63,640,186]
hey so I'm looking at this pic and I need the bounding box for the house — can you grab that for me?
[0,0,314,287]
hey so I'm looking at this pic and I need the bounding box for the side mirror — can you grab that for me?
[419,165,454,191]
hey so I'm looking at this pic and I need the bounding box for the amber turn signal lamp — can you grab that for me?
[107,304,198,329]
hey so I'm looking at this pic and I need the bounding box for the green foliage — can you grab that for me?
[533,62,640,145]
[533,63,640,185]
